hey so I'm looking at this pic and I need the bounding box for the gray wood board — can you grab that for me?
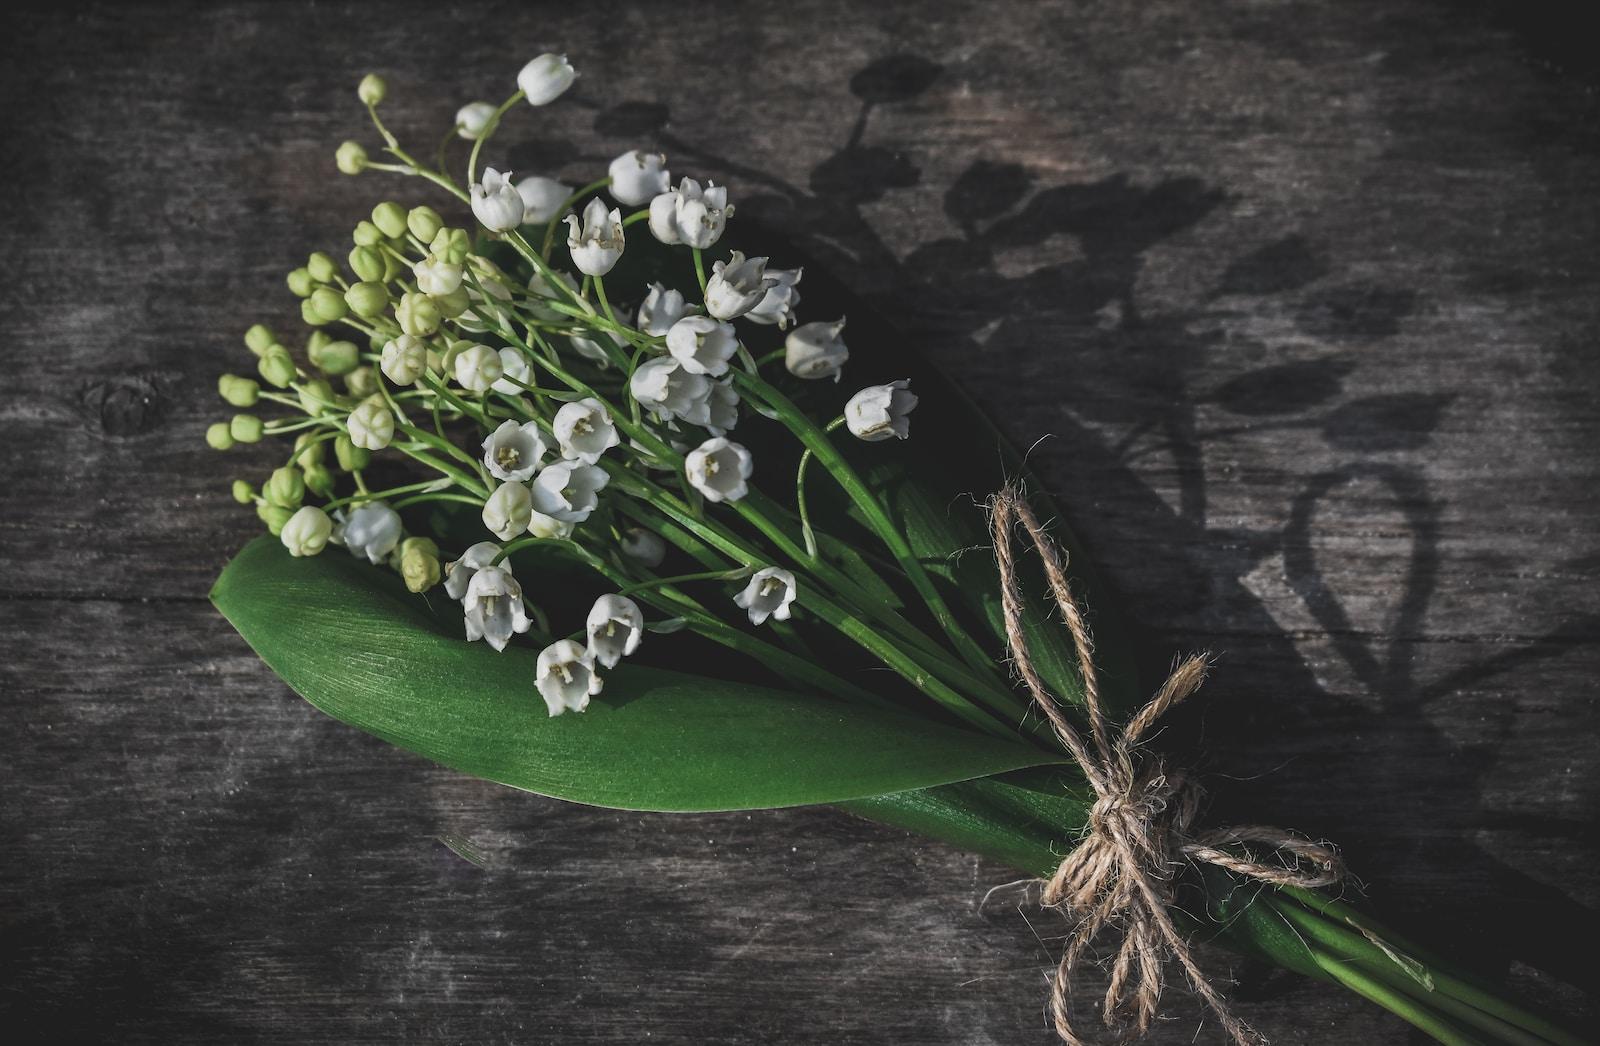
[2,1,1596,1042]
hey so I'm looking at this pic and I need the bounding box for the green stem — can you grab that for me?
[1306,944,1487,1046]
[466,89,525,187]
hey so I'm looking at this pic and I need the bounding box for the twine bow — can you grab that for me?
[988,487,1344,1046]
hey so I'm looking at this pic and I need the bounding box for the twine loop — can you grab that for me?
[988,487,1344,1046]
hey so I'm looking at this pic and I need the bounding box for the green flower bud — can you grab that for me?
[344,365,379,399]
[347,245,384,282]
[257,500,294,536]
[400,540,442,593]
[303,462,336,498]
[336,140,368,175]
[297,378,336,414]
[352,220,384,247]
[307,330,332,354]
[300,299,327,327]
[245,324,277,356]
[380,250,405,283]
[310,336,361,375]
[429,227,471,265]
[358,73,387,106]
[407,205,443,242]
[218,374,260,408]
[286,267,316,298]
[258,345,297,388]
[345,281,390,319]
[231,479,255,504]
[293,432,325,469]
[371,201,408,239]
[433,286,470,318]
[307,252,338,284]
[334,433,370,472]
[264,465,306,509]
[395,291,442,337]
[231,414,265,443]
[206,421,235,450]
[308,286,348,323]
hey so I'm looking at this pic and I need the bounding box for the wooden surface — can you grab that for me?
[3,2,1597,1042]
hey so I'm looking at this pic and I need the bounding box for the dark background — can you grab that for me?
[2,1,1597,1042]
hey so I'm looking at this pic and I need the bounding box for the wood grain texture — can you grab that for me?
[2,1,1597,1042]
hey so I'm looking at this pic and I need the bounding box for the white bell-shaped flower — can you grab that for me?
[745,267,803,328]
[527,268,580,322]
[412,255,463,296]
[347,399,394,451]
[444,541,504,600]
[491,347,532,395]
[704,252,775,321]
[608,150,670,206]
[734,567,797,626]
[684,437,753,503]
[482,419,547,482]
[706,380,740,435]
[339,502,403,564]
[516,175,572,223]
[455,101,496,140]
[648,177,733,249]
[585,593,644,669]
[621,526,667,567]
[380,334,427,386]
[518,53,577,106]
[536,639,601,716]
[564,198,625,276]
[470,167,525,233]
[570,329,625,366]
[785,318,849,381]
[482,480,533,541]
[629,358,712,426]
[281,505,332,557]
[528,508,575,540]
[637,282,692,336]
[553,397,620,464]
[529,462,609,523]
[666,315,739,377]
[463,564,533,652]
[454,344,504,394]
[845,379,918,442]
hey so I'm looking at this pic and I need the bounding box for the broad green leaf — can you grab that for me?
[212,537,1065,813]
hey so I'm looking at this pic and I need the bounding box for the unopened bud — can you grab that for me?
[407,205,443,242]
[297,378,336,414]
[358,73,387,106]
[287,267,315,297]
[400,538,442,593]
[257,501,294,536]
[230,414,264,443]
[395,291,442,337]
[293,432,325,469]
[307,252,338,284]
[336,140,368,175]
[371,201,408,239]
[218,374,260,407]
[258,345,297,388]
[308,286,348,323]
[303,462,336,498]
[264,465,306,509]
[429,227,471,265]
[344,365,379,399]
[206,421,235,450]
[310,337,360,375]
[348,245,385,282]
[345,281,389,319]
[245,324,277,356]
[231,479,255,504]
[334,433,370,472]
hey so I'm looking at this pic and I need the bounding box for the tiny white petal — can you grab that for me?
[845,379,918,441]
[481,420,548,482]
[684,437,753,503]
[733,567,797,626]
[585,593,644,669]
[516,175,572,223]
[565,197,625,276]
[553,397,620,465]
[281,506,332,557]
[785,318,849,381]
[704,251,775,321]
[470,167,525,232]
[536,638,602,715]
[454,344,504,394]
[445,541,504,601]
[482,481,533,541]
[666,315,739,377]
[340,502,403,564]
[455,101,497,140]
[518,54,577,106]
[463,564,533,652]
[607,150,670,206]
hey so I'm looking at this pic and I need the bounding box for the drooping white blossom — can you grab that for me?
[529,462,609,523]
[338,502,403,564]
[745,267,803,328]
[518,53,577,106]
[515,175,572,223]
[647,177,732,249]
[482,480,533,541]
[347,399,394,451]
[684,437,753,503]
[666,315,739,377]
[845,379,918,442]
[455,101,497,140]
[536,639,601,716]
[454,344,504,394]
[621,526,667,567]
[281,505,332,557]
[463,564,533,652]
[492,346,532,395]
[553,397,620,464]
[380,334,427,386]
[734,567,797,626]
[608,150,670,206]
[706,380,740,435]
[704,252,776,321]
[564,198,626,276]
[785,318,849,381]
[637,282,692,336]
[444,541,504,600]
[412,255,463,296]
[629,357,712,426]
[470,167,525,232]
[585,594,644,669]
[482,420,547,482]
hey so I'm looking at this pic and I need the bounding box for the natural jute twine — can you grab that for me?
[988,487,1345,1046]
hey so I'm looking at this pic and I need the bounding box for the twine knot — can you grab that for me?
[989,487,1344,1046]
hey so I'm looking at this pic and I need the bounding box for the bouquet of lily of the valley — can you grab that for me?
[207,56,1584,1046]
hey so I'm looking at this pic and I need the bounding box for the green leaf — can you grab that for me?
[212,537,1065,813]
